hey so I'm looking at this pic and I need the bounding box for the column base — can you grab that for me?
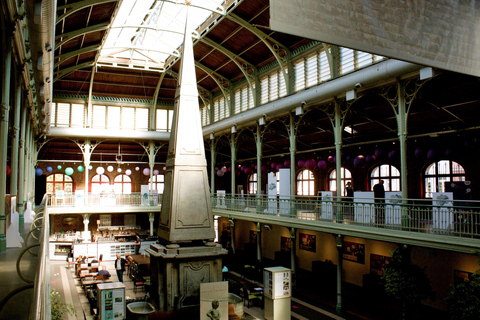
[19,214,24,228]
[0,236,6,252]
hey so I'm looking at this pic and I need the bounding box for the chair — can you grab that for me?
[133,275,145,293]
[242,285,259,308]
[96,274,108,281]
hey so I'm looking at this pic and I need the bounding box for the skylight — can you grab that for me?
[98,0,225,71]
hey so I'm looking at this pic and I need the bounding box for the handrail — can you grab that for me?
[211,194,480,239]
[46,192,162,208]
[30,193,51,320]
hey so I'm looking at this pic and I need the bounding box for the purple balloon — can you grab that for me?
[261,165,267,173]
[427,148,439,161]
[284,160,291,168]
[143,168,150,176]
[388,150,397,160]
[276,163,284,170]
[353,155,366,168]
[244,167,252,175]
[414,147,425,159]
[317,160,327,169]
[217,169,224,177]
[297,160,305,168]
[153,169,160,175]
[346,154,353,161]
[305,159,316,170]
[366,155,376,163]
[445,148,455,157]
[271,162,277,170]
[374,148,385,160]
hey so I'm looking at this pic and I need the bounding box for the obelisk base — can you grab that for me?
[146,242,227,312]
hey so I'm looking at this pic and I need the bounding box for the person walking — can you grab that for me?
[115,254,126,282]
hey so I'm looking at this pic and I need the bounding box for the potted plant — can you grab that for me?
[51,289,76,320]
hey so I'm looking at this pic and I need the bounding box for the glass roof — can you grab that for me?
[98,0,225,71]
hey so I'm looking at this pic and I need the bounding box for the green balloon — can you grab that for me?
[57,165,62,170]
[77,165,84,172]
[65,167,74,175]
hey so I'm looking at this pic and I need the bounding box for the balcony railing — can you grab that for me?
[211,194,480,239]
[46,192,163,208]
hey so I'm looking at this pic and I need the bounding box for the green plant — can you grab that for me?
[446,250,480,320]
[381,246,434,320]
[51,289,76,320]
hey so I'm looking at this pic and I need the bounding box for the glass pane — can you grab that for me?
[71,104,85,127]
[56,103,70,127]
[107,106,121,129]
[156,109,168,131]
[121,107,135,130]
[135,108,149,131]
[92,105,107,129]
[65,176,72,182]
[46,183,53,193]
[47,175,54,181]
[55,174,64,182]
[65,183,73,193]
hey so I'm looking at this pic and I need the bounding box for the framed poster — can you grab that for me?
[454,269,474,285]
[280,236,291,252]
[250,230,257,243]
[299,233,316,252]
[342,241,365,264]
[370,254,391,276]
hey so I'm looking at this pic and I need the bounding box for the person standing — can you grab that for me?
[115,254,126,283]
[373,180,385,223]
[134,234,141,255]
[345,182,354,215]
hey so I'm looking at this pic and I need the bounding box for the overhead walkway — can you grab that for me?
[212,194,480,253]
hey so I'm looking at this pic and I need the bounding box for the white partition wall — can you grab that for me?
[385,192,403,225]
[354,191,375,223]
[265,172,277,214]
[432,192,454,231]
[320,191,333,220]
[278,169,290,215]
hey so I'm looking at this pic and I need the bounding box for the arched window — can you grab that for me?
[424,160,465,198]
[297,169,315,196]
[248,173,257,194]
[149,174,165,194]
[328,167,352,196]
[114,174,132,194]
[370,164,400,192]
[46,174,73,194]
[91,174,110,193]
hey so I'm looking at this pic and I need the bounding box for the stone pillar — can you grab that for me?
[0,22,12,252]
[149,212,155,236]
[83,213,90,232]
[18,104,27,226]
[335,234,343,313]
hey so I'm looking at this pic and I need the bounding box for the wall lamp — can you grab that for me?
[210,132,215,140]
[346,89,357,101]
[231,124,237,133]
[258,114,266,126]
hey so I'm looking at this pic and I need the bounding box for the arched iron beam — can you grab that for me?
[54,44,103,69]
[56,0,120,24]
[200,37,257,106]
[54,61,95,82]
[227,13,291,94]
[55,21,110,50]
[195,61,232,107]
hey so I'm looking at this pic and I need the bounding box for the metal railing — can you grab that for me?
[30,194,50,320]
[211,194,480,238]
[46,192,162,208]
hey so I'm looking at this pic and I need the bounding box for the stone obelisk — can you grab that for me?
[147,8,226,312]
